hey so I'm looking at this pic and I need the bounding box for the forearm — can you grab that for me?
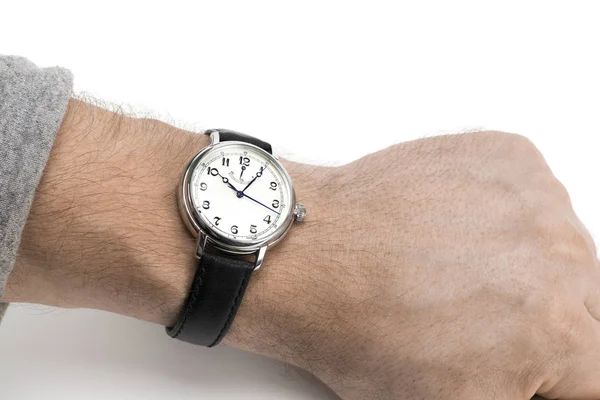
[3,99,328,362]
[4,100,199,324]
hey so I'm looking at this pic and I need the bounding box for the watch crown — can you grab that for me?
[293,203,306,222]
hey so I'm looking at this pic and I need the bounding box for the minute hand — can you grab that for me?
[241,193,280,215]
[242,166,264,193]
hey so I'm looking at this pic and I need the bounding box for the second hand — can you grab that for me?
[241,192,280,215]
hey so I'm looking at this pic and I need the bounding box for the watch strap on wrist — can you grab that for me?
[212,129,273,154]
[169,130,271,347]
[166,251,255,347]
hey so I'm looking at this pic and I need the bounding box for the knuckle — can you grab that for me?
[525,290,582,348]
[549,306,584,352]
[493,179,546,220]
[503,132,537,149]
[533,217,595,266]
[480,131,546,163]
[541,175,573,206]
[497,131,537,151]
[505,136,547,167]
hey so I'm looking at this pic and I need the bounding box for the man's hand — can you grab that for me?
[230,133,600,399]
[4,101,600,399]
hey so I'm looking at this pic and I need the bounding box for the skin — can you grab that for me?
[4,99,600,399]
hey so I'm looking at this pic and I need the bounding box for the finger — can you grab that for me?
[538,309,600,399]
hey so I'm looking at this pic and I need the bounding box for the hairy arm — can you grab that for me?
[4,100,202,324]
[3,100,324,354]
[5,100,600,399]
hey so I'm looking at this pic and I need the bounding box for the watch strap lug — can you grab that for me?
[205,129,272,154]
[195,232,207,259]
[254,246,267,271]
[205,129,220,145]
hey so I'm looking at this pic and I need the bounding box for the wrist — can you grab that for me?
[5,99,336,365]
[221,161,338,363]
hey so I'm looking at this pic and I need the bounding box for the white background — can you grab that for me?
[1,1,600,399]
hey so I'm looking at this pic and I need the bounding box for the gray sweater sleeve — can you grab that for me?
[0,56,73,320]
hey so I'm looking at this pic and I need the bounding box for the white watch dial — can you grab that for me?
[190,143,292,243]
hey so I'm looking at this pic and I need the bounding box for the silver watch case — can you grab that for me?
[177,132,297,270]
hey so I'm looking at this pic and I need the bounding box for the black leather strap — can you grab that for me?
[166,251,255,347]
[214,129,273,154]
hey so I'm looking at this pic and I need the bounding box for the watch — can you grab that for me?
[166,129,306,347]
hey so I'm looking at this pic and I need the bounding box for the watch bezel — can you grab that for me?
[178,141,297,255]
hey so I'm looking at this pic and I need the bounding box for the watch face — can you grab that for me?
[182,141,295,251]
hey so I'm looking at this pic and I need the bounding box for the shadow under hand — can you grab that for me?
[0,305,339,400]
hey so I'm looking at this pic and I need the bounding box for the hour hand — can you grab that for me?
[222,178,242,196]
[226,181,239,192]
[212,168,240,193]
[225,179,244,198]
